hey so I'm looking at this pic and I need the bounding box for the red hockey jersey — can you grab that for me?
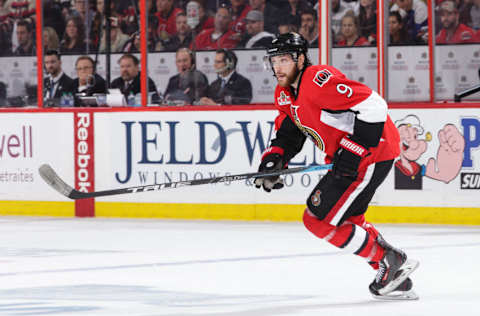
[436,23,476,44]
[193,28,240,50]
[273,65,400,169]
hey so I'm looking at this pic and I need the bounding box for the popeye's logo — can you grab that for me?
[291,105,325,151]
[277,91,291,106]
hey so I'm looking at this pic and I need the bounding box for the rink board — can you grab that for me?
[0,107,479,224]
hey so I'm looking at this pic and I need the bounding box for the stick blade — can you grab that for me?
[38,164,74,198]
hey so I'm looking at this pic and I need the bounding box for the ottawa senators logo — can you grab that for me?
[311,189,322,206]
[291,105,325,151]
[313,69,333,87]
[277,91,291,106]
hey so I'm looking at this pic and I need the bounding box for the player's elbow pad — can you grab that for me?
[351,118,384,149]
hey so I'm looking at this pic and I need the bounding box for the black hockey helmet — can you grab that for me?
[264,32,311,69]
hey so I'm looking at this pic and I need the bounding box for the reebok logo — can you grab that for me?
[75,113,94,193]
[340,138,366,156]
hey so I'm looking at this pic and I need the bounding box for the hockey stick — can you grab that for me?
[38,163,332,200]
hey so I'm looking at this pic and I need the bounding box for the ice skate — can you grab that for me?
[369,246,419,299]
[370,277,419,300]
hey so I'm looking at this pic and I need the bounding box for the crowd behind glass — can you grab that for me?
[0,0,479,106]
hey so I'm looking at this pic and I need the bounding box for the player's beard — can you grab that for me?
[276,64,301,87]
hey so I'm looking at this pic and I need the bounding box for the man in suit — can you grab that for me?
[72,55,107,107]
[44,50,75,107]
[164,47,208,105]
[199,49,252,105]
[110,54,160,105]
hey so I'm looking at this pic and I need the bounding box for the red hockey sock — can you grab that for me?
[303,209,385,264]
[345,214,383,269]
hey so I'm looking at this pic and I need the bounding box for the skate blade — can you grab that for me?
[373,289,419,301]
[378,259,420,296]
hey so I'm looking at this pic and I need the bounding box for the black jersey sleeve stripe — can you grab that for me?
[351,118,385,149]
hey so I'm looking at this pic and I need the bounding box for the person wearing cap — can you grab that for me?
[436,0,476,44]
[239,10,274,49]
[249,0,280,34]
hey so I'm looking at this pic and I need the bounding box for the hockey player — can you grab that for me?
[254,32,419,300]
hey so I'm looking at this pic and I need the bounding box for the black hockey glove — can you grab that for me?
[254,147,285,192]
[332,136,370,179]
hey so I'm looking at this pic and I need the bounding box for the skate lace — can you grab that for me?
[375,262,386,283]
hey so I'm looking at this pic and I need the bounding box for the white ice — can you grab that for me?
[0,216,479,315]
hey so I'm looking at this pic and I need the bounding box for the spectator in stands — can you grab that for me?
[457,0,474,28]
[358,0,377,44]
[117,2,140,36]
[470,0,480,30]
[43,50,75,106]
[0,0,12,55]
[13,19,35,55]
[199,49,252,106]
[0,25,10,56]
[194,4,239,50]
[164,47,208,105]
[90,0,119,49]
[70,0,94,35]
[390,0,428,43]
[0,80,6,106]
[299,8,318,47]
[60,16,87,54]
[230,0,251,35]
[279,0,313,30]
[331,0,354,40]
[7,0,35,21]
[155,0,183,41]
[389,10,413,45]
[436,0,476,43]
[72,55,107,102]
[239,10,274,48]
[43,0,66,41]
[110,54,159,102]
[122,31,140,52]
[122,14,163,52]
[249,0,280,34]
[188,0,214,35]
[278,17,298,34]
[99,17,129,52]
[163,12,193,51]
[335,11,369,46]
[43,26,60,51]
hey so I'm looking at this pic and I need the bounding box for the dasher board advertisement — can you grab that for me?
[94,108,480,208]
[0,113,74,201]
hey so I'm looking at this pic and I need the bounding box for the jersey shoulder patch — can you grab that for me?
[277,90,291,106]
[312,69,333,88]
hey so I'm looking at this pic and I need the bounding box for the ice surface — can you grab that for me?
[0,216,479,315]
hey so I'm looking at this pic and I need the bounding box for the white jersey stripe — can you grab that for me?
[330,163,376,226]
[350,90,387,123]
[341,225,368,254]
